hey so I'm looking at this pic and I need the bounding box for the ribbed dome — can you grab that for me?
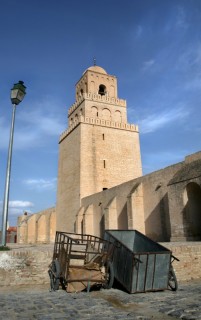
[83,65,107,75]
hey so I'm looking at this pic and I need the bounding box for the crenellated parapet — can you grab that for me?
[59,116,138,143]
[68,93,126,117]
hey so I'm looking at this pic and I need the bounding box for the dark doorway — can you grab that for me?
[183,182,201,240]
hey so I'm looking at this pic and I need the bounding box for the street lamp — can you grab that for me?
[1,81,26,247]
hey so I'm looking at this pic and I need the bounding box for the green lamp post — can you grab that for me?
[1,81,26,247]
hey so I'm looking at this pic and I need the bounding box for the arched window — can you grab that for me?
[91,106,98,117]
[114,110,122,123]
[102,108,111,120]
[98,84,106,96]
[90,81,95,93]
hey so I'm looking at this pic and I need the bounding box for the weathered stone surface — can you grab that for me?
[0,243,201,287]
[0,280,200,319]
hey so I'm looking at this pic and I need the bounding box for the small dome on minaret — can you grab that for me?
[83,65,107,75]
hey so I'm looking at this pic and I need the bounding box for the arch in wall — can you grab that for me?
[102,108,111,120]
[76,206,85,234]
[37,214,47,243]
[98,84,106,96]
[83,204,94,235]
[27,214,37,244]
[90,81,95,93]
[117,202,128,230]
[18,219,28,244]
[114,110,122,123]
[49,211,56,243]
[183,182,201,240]
[91,106,98,118]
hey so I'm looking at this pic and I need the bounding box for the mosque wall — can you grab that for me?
[17,151,201,244]
[17,208,56,244]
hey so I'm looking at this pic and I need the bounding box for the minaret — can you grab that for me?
[56,65,142,232]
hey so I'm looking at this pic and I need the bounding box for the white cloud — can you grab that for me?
[0,96,66,150]
[24,178,57,190]
[138,107,189,134]
[8,208,31,216]
[142,59,155,72]
[0,200,34,217]
[9,201,34,208]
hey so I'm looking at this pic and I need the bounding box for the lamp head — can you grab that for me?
[10,81,26,105]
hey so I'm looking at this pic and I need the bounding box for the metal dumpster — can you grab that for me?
[104,230,173,293]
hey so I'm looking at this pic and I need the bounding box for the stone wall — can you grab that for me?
[18,152,201,245]
[57,119,142,233]
[0,245,53,287]
[56,125,81,233]
[0,243,200,287]
[142,162,183,241]
[79,179,144,236]
[77,152,201,242]
[17,208,56,244]
[164,242,201,282]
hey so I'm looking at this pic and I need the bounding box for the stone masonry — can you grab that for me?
[56,65,142,233]
[0,242,200,287]
[17,65,201,246]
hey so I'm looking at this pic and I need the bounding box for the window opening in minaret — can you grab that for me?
[99,84,106,96]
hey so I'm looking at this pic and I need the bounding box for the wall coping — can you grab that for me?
[59,116,138,143]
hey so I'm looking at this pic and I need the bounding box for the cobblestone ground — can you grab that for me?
[0,280,200,320]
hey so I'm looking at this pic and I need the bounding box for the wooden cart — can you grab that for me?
[48,231,115,292]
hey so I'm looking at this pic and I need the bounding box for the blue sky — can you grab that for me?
[0,0,201,226]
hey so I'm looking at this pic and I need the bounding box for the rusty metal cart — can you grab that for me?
[48,231,115,292]
[104,230,179,293]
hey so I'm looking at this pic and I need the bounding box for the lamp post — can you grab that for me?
[1,81,26,247]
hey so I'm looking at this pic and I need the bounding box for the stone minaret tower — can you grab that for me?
[56,65,142,232]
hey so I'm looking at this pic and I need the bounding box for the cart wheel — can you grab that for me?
[168,266,178,291]
[49,260,60,291]
[103,261,114,289]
